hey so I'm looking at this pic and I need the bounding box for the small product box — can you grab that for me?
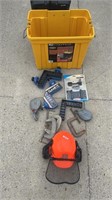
[64,74,88,102]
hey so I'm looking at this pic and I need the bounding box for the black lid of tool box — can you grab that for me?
[30,1,71,10]
[30,1,49,9]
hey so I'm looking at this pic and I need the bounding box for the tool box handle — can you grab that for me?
[23,27,27,39]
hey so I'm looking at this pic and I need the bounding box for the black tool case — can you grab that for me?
[30,0,71,10]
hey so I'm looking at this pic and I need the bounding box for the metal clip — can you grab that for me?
[67,108,86,137]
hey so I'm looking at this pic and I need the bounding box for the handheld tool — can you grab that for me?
[43,92,58,109]
[44,118,57,139]
[30,98,43,121]
[67,108,86,137]
[75,109,93,121]
[67,79,82,86]
[37,67,62,88]
[45,83,62,95]
[59,99,82,121]
[43,82,62,109]
[40,114,62,144]
[32,76,39,86]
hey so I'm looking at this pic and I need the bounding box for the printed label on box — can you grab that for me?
[48,43,75,62]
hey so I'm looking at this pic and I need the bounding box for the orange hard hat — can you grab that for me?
[51,130,77,168]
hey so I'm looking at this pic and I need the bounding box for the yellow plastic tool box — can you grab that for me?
[27,9,95,69]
